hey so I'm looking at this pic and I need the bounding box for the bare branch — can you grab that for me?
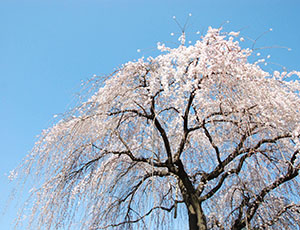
[102,204,176,229]
[261,204,300,228]
[174,92,195,161]
[232,162,299,229]
[202,124,222,164]
[149,95,173,167]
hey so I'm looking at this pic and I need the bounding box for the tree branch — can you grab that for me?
[202,124,222,164]
[102,204,177,229]
[200,151,254,201]
[174,92,195,161]
[232,155,299,229]
[260,204,300,228]
[149,95,173,167]
[200,131,250,186]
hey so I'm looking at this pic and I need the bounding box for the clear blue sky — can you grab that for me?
[1,0,300,229]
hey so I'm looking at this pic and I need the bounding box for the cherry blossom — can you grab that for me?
[12,26,300,230]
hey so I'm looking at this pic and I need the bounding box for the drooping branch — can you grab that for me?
[188,105,253,134]
[199,131,250,186]
[102,204,178,229]
[259,204,300,228]
[239,133,292,155]
[200,151,254,201]
[102,170,175,229]
[13,25,300,230]
[232,151,300,229]
[117,170,171,206]
[200,128,291,187]
[248,165,299,219]
[68,147,169,181]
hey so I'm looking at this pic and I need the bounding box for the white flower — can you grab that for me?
[229,31,240,37]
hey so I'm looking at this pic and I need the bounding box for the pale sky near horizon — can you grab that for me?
[1,0,300,229]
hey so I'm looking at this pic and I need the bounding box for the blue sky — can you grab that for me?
[1,0,300,229]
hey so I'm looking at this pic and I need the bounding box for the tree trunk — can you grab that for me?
[186,199,207,230]
[176,160,208,230]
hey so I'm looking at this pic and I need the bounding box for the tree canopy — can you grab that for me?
[11,27,300,230]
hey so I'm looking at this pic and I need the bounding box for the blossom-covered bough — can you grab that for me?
[12,27,300,230]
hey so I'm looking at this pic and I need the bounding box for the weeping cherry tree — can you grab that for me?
[11,26,300,230]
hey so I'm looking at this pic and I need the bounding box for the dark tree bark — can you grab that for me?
[186,200,207,230]
[175,159,208,230]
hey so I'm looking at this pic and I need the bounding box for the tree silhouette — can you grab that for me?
[12,27,300,230]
